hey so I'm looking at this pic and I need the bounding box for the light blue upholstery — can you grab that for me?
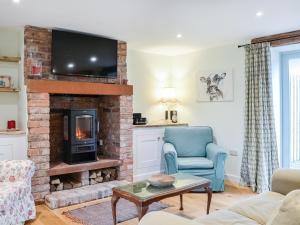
[163,126,227,192]
[164,127,213,157]
[177,157,213,169]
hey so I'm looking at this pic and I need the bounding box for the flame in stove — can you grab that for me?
[76,128,90,140]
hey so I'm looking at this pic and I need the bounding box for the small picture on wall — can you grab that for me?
[0,75,11,88]
[196,70,234,102]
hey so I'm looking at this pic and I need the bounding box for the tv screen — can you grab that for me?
[51,30,118,78]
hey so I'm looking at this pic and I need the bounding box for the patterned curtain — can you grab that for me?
[240,42,279,193]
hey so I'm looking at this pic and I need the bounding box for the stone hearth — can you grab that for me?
[24,26,133,203]
[45,180,129,209]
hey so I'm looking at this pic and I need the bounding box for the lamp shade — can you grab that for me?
[160,87,177,103]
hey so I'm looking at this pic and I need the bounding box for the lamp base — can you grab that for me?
[165,110,169,120]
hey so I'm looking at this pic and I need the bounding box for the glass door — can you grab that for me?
[281,51,300,168]
[75,115,93,141]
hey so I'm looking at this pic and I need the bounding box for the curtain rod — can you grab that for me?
[238,44,251,48]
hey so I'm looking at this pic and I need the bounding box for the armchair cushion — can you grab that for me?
[0,160,36,225]
[164,127,213,157]
[177,157,214,169]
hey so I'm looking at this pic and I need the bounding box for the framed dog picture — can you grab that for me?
[196,70,234,102]
[0,76,11,88]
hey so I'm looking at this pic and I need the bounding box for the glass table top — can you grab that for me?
[114,173,210,200]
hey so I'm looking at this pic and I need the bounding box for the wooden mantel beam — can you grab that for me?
[27,79,133,96]
[252,30,300,47]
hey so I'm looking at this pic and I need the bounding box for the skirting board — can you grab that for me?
[225,174,240,184]
[224,174,253,191]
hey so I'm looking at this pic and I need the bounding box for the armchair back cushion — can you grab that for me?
[164,127,213,157]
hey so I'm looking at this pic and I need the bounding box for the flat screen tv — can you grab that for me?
[51,29,118,78]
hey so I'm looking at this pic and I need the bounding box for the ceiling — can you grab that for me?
[1,0,300,56]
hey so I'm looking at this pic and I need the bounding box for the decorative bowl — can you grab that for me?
[147,174,176,187]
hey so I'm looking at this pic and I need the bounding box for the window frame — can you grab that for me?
[280,50,300,168]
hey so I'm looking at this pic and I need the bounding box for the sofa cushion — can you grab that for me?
[267,190,300,225]
[195,209,260,225]
[139,211,202,225]
[229,192,285,225]
[164,127,213,157]
[178,157,214,169]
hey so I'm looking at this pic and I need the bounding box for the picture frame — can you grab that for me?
[196,70,234,102]
[0,75,11,88]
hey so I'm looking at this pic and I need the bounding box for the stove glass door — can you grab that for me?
[75,115,93,141]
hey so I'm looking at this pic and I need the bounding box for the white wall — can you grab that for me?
[127,50,173,122]
[17,28,28,131]
[170,45,245,181]
[128,44,246,181]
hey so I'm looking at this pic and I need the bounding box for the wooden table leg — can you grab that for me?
[137,204,149,221]
[205,187,212,214]
[179,194,184,210]
[111,194,120,225]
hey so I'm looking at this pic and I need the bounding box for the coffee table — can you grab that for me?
[111,173,212,225]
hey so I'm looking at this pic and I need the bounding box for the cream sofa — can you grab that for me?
[139,169,300,225]
[0,160,36,225]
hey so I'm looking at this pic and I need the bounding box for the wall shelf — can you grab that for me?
[0,129,26,135]
[0,56,21,63]
[0,87,20,93]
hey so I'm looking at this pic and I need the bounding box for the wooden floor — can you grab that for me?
[26,184,255,225]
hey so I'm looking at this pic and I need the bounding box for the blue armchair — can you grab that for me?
[163,126,227,192]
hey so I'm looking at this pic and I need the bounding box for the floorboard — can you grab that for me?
[26,185,255,225]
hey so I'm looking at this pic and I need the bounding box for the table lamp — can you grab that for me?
[160,87,177,121]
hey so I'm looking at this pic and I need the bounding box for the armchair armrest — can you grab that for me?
[0,160,35,183]
[271,169,300,195]
[139,211,201,225]
[206,143,227,179]
[163,143,178,174]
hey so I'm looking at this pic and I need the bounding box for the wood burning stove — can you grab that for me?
[63,109,97,164]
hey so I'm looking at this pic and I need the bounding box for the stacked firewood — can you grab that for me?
[89,168,117,185]
[50,176,82,192]
[50,168,118,192]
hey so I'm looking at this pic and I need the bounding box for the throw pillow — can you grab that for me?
[267,189,300,225]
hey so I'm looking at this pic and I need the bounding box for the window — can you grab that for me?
[281,51,300,168]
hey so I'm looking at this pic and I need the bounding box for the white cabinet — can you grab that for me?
[0,134,27,160]
[133,127,165,181]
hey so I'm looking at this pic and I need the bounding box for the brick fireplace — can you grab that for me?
[24,26,133,203]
